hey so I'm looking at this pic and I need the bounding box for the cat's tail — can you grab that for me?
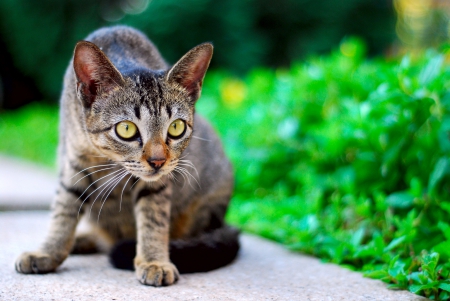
[109,226,240,273]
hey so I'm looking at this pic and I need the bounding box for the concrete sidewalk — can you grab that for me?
[0,155,427,300]
[0,156,56,210]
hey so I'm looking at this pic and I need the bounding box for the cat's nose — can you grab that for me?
[148,158,166,170]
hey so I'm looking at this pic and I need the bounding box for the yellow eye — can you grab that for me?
[116,121,137,139]
[168,119,186,138]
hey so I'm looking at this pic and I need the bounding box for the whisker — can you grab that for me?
[88,170,128,220]
[175,166,200,189]
[130,177,140,190]
[179,153,190,160]
[73,166,117,185]
[77,169,125,217]
[174,166,191,189]
[100,170,128,204]
[76,168,124,203]
[70,164,117,180]
[177,160,199,179]
[192,135,211,142]
[158,178,167,188]
[169,171,181,183]
[119,174,134,212]
[86,154,108,158]
[97,171,129,222]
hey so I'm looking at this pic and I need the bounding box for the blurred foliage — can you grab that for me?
[0,102,58,166]
[5,39,450,299]
[0,0,395,105]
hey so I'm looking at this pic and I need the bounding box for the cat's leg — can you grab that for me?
[72,233,99,254]
[72,223,116,254]
[15,186,81,274]
[133,184,179,286]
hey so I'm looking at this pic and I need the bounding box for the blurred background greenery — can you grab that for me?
[3,0,450,299]
[0,0,397,108]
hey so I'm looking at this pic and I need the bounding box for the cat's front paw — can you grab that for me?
[15,251,60,274]
[135,261,179,286]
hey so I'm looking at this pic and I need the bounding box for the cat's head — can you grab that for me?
[73,40,213,182]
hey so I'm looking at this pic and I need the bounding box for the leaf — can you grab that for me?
[429,157,450,193]
[386,192,414,209]
[364,269,388,279]
[438,222,450,241]
[409,282,440,293]
[384,236,407,252]
[421,252,439,276]
[438,282,450,292]
[419,54,444,86]
[351,228,365,248]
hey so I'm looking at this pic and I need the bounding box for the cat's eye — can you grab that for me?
[168,119,186,138]
[116,121,138,139]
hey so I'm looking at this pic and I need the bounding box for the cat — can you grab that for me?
[15,26,239,286]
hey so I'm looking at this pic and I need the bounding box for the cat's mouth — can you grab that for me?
[133,168,170,182]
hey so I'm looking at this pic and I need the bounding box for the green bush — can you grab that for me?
[3,39,450,299]
[199,39,450,300]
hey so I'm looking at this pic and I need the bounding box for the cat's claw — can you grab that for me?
[15,251,59,274]
[135,261,179,286]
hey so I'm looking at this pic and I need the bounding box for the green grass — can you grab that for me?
[3,38,450,299]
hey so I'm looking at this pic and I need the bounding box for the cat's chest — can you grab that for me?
[77,164,136,212]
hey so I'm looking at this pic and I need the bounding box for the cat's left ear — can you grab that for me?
[73,41,125,107]
[166,43,213,102]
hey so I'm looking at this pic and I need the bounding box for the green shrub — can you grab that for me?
[3,38,450,299]
[197,39,450,300]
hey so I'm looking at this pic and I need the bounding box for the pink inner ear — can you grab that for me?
[180,49,212,95]
[183,59,207,89]
[73,41,124,106]
[74,47,98,86]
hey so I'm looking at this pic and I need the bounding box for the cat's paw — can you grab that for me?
[15,251,59,274]
[135,261,179,286]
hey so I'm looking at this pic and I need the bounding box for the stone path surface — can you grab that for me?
[0,156,56,210]
[0,155,428,300]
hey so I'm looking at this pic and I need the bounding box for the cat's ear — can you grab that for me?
[73,41,124,107]
[166,43,213,101]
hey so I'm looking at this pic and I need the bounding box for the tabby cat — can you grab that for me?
[15,26,239,286]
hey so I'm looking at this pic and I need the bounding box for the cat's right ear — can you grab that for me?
[73,41,124,107]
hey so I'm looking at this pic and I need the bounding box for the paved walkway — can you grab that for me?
[0,156,427,300]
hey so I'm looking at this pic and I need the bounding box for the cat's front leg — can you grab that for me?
[15,186,80,274]
[134,183,179,286]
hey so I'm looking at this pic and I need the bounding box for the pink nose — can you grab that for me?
[148,158,166,170]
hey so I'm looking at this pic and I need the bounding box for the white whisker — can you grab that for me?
[70,164,117,180]
[97,171,129,222]
[76,168,124,203]
[87,155,108,158]
[77,168,125,217]
[72,166,117,185]
[89,170,128,220]
[171,171,181,183]
[177,160,199,179]
[192,135,211,142]
[179,153,190,160]
[119,174,134,212]
[174,165,200,190]
[178,165,200,189]
[130,177,140,190]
